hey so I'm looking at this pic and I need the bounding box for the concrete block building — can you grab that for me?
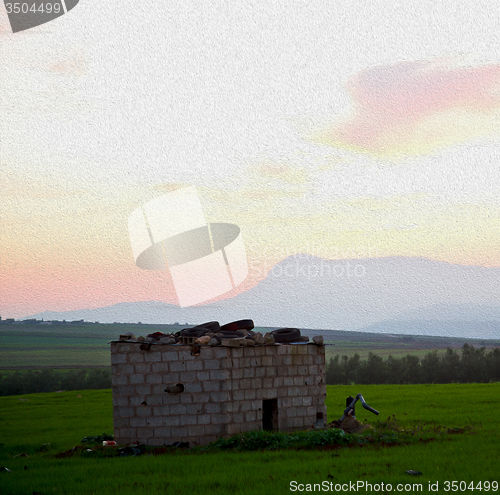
[110,342,327,446]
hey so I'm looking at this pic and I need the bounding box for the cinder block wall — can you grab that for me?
[110,343,326,446]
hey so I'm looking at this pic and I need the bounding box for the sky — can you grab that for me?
[1,1,499,319]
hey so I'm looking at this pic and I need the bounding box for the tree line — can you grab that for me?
[1,344,499,396]
[0,368,111,396]
[326,344,500,385]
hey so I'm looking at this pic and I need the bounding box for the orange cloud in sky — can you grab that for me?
[1,264,180,318]
[2,187,499,318]
[316,60,500,156]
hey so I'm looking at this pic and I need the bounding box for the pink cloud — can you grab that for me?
[47,53,88,76]
[322,60,500,155]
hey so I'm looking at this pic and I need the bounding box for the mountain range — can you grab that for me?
[24,256,500,339]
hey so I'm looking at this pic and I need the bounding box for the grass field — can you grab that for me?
[0,383,498,494]
[2,323,496,369]
[0,324,134,369]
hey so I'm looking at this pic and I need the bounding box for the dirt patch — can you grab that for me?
[328,416,374,434]
[55,446,86,459]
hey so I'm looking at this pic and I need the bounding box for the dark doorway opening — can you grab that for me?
[262,399,278,431]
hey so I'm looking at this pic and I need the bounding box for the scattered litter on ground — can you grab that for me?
[118,445,144,457]
[329,416,374,434]
[55,446,84,459]
[81,433,114,444]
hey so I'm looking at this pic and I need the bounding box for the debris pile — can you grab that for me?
[116,319,324,347]
[328,416,374,434]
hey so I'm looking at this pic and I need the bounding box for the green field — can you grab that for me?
[2,323,496,369]
[0,384,498,494]
[320,331,499,360]
[0,324,138,369]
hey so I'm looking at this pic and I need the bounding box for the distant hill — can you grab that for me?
[24,256,500,339]
[359,320,500,340]
[358,303,500,339]
[392,303,500,322]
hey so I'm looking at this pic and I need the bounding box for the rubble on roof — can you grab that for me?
[114,319,324,347]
